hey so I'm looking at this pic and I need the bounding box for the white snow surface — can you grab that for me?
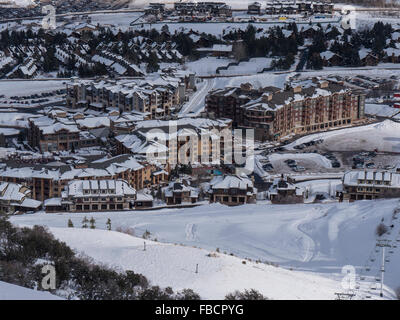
[268,153,333,169]
[47,227,338,300]
[11,198,400,300]
[0,281,62,300]
[286,120,400,153]
[0,80,66,97]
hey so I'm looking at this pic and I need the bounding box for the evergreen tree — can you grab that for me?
[146,51,159,73]
[106,218,112,231]
[68,219,74,228]
[82,216,89,228]
[89,217,96,229]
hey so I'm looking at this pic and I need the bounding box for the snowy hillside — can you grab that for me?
[47,227,339,300]
[12,198,400,299]
[286,120,400,153]
[0,281,63,300]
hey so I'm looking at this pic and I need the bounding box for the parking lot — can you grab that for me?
[256,135,400,176]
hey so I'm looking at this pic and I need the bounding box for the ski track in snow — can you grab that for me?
[185,223,197,241]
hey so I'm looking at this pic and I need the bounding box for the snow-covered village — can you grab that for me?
[0,0,400,308]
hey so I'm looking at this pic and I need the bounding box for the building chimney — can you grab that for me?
[319,81,329,88]
[293,85,302,93]
[240,83,253,91]
[261,92,273,102]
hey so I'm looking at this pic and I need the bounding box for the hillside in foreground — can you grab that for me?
[12,198,400,299]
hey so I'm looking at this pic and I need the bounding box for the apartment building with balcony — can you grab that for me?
[342,170,400,201]
[206,79,366,141]
[28,116,98,153]
[264,1,333,15]
[0,155,161,202]
[115,117,233,166]
[61,179,136,212]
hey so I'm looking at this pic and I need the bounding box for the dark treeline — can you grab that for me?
[0,26,221,78]
[0,21,397,76]
[0,214,200,300]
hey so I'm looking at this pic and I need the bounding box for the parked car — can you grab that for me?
[284,159,296,165]
[262,163,274,171]
[331,161,341,168]
[365,162,375,169]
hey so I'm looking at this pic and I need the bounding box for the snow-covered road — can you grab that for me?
[178,78,215,117]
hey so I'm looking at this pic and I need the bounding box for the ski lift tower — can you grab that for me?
[376,239,392,298]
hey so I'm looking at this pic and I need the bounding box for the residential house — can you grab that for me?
[248,2,262,15]
[163,180,198,205]
[208,174,256,206]
[268,176,304,204]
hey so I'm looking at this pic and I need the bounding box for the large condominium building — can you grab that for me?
[0,155,162,202]
[66,70,195,118]
[174,2,232,17]
[341,170,400,201]
[28,116,98,153]
[60,179,136,212]
[115,117,233,166]
[206,79,366,140]
[264,1,334,15]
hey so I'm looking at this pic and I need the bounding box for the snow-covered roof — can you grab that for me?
[343,170,400,188]
[210,175,253,190]
[64,179,136,198]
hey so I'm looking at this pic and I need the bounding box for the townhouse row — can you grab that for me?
[66,70,195,118]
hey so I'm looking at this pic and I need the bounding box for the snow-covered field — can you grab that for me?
[11,198,400,299]
[286,120,400,153]
[185,57,234,77]
[219,58,274,76]
[0,281,62,300]
[47,227,338,299]
[0,80,66,97]
[216,72,290,90]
